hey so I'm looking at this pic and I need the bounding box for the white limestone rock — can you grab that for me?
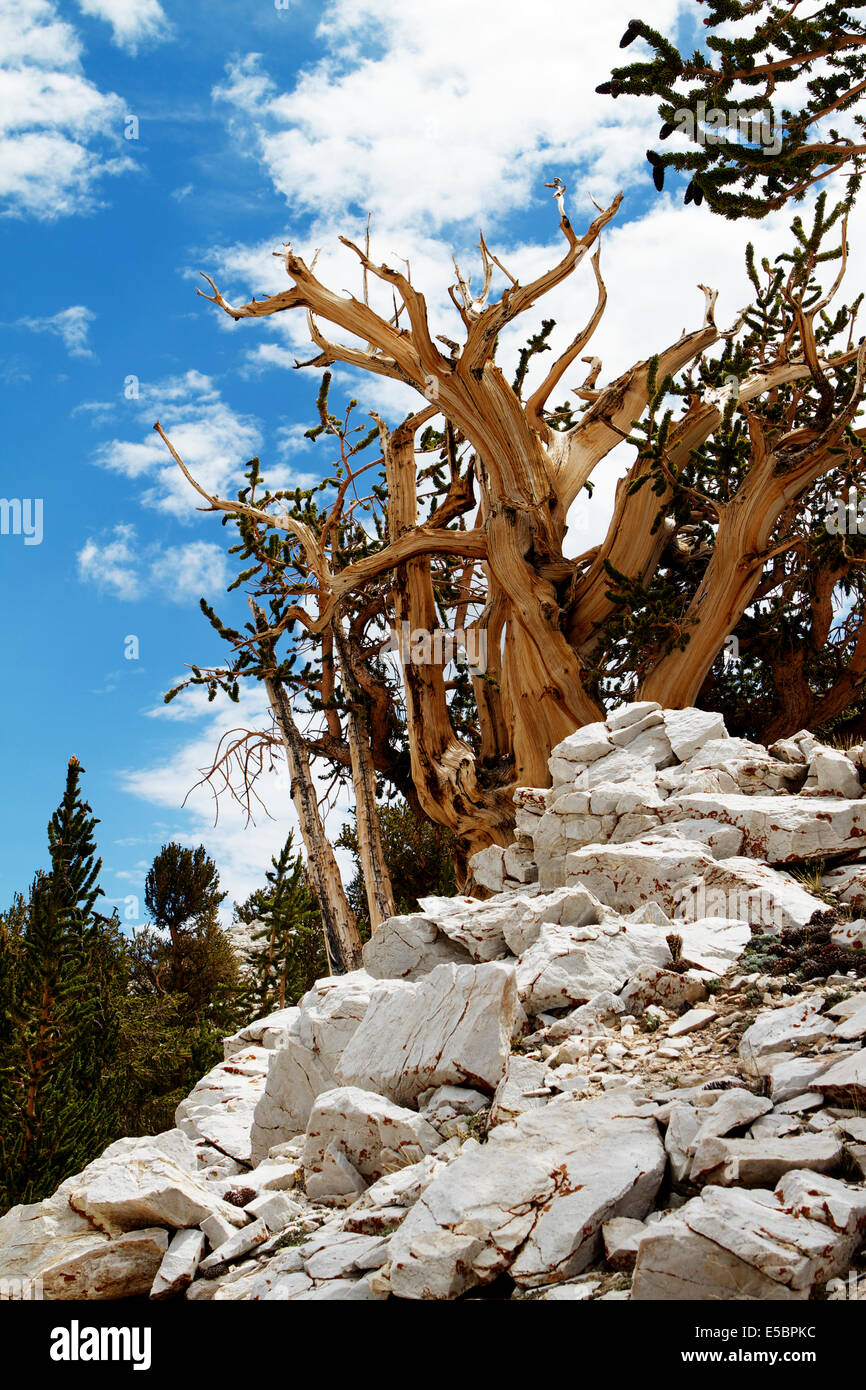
[813,1050,866,1106]
[469,845,506,893]
[689,1133,844,1186]
[662,792,866,864]
[67,1142,248,1233]
[822,865,866,912]
[834,1003,866,1040]
[602,1217,648,1271]
[489,1056,550,1126]
[830,918,866,951]
[362,912,473,981]
[804,748,862,799]
[198,1218,270,1276]
[549,721,613,765]
[661,708,727,761]
[243,1191,300,1234]
[750,1052,850,1103]
[337,962,522,1105]
[691,1089,772,1145]
[223,1009,299,1060]
[739,998,836,1060]
[619,964,707,1014]
[302,1088,441,1201]
[388,1092,665,1297]
[606,701,662,733]
[250,1040,335,1164]
[546,991,625,1040]
[503,844,538,884]
[416,893,533,962]
[296,970,390,1076]
[609,710,664,746]
[0,1181,169,1300]
[774,1170,866,1235]
[175,1046,271,1165]
[665,1103,701,1184]
[150,1228,205,1299]
[651,817,744,858]
[516,919,672,1014]
[501,884,603,957]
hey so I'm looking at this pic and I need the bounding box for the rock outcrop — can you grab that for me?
[3,703,866,1303]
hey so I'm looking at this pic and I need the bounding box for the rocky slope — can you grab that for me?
[3,702,866,1302]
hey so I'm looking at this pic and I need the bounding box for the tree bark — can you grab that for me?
[264,674,363,973]
[332,623,396,930]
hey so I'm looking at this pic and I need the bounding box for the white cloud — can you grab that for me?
[77,522,230,602]
[214,0,684,234]
[91,369,264,519]
[0,0,133,219]
[76,0,171,53]
[16,303,95,356]
[122,684,353,914]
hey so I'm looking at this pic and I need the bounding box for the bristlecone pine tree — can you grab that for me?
[0,759,126,1210]
[598,2,866,218]
[156,182,866,874]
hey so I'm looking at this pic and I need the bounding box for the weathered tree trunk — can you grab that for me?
[264,673,363,973]
[331,623,396,930]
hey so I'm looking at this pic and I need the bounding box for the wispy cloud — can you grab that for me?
[77,521,230,602]
[76,0,172,54]
[15,303,95,357]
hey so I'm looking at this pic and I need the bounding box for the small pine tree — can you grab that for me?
[144,842,226,993]
[0,759,127,1211]
[337,801,457,932]
[234,833,327,1017]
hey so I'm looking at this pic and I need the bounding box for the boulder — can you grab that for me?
[602,1217,648,1271]
[0,1184,168,1301]
[689,1133,845,1186]
[489,1056,550,1126]
[516,919,672,1014]
[619,965,707,1014]
[632,1180,859,1300]
[337,962,522,1105]
[830,919,866,951]
[67,1141,248,1233]
[549,721,614,764]
[150,1228,205,1299]
[738,998,836,1060]
[362,913,473,980]
[813,1050,866,1105]
[662,708,727,762]
[198,1219,270,1277]
[416,894,533,962]
[223,1009,298,1060]
[302,1088,441,1200]
[468,845,506,893]
[388,1092,665,1297]
[250,1040,336,1163]
[822,865,866,912]
[662,793,866,864]
[175,1046,271,1165]
[501,885,602,957]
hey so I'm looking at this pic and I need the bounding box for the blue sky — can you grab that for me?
[1,0,860,926]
